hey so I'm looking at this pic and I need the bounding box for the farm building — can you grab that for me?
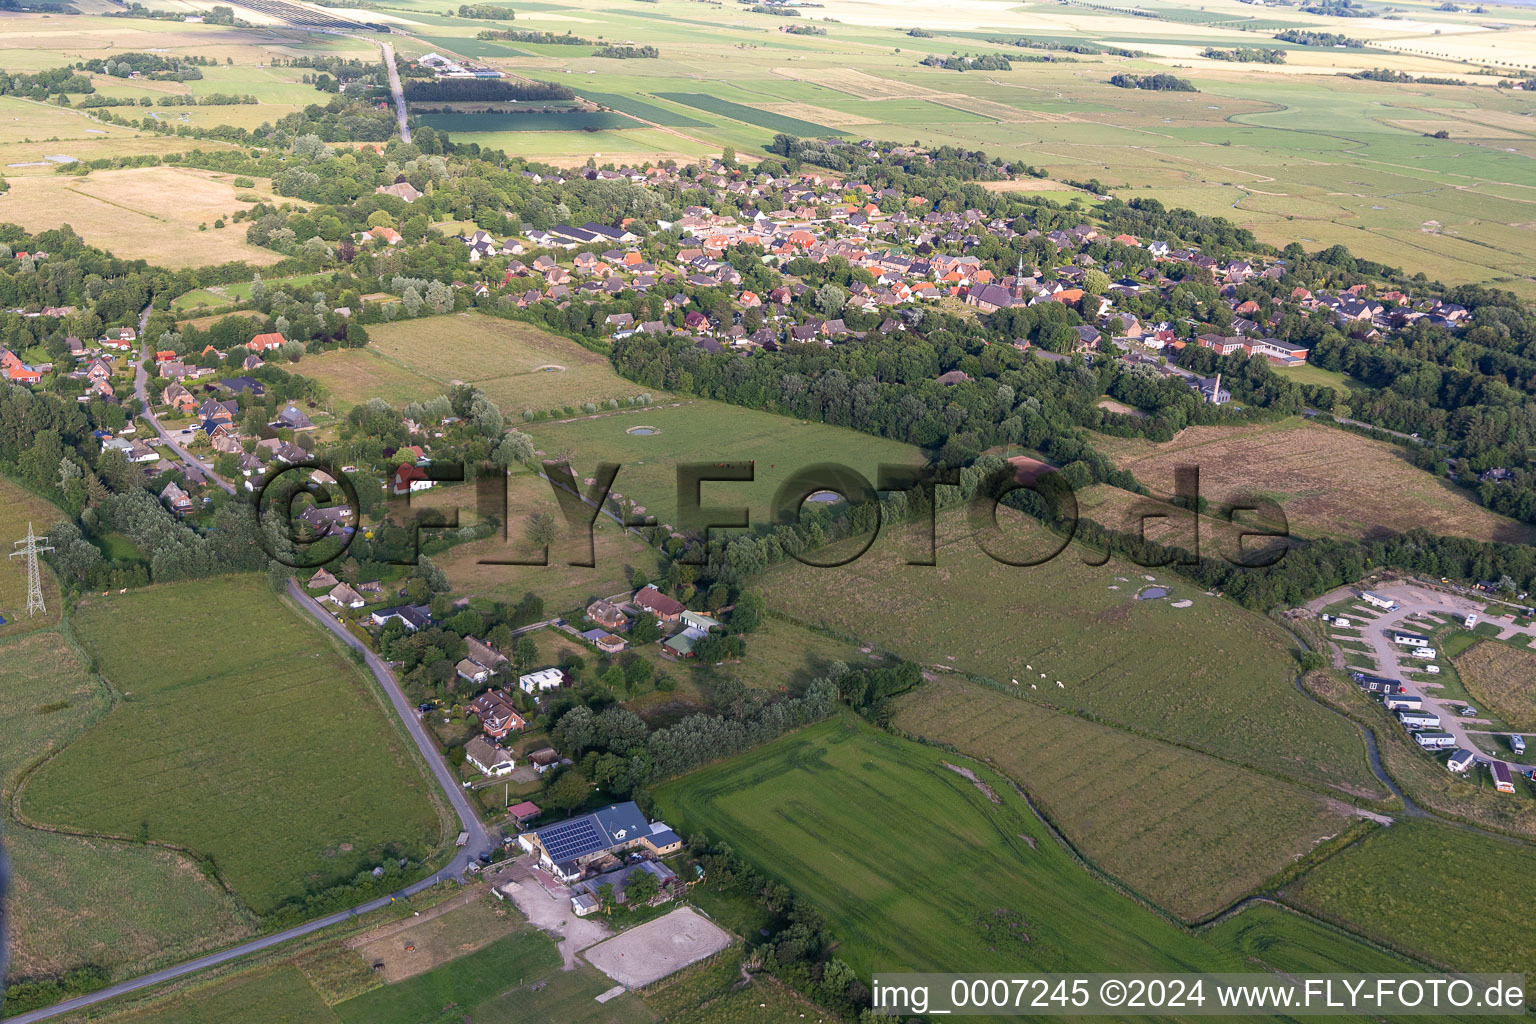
[1383,694,1423,712]
[633,584,685,624]
[1360,591,1397,610]
[1414,732,1457,750]
[571,859,681,911]
[1447,749,1475,773]
[516,801,683,882]
[507,801,541,826]
[1392,631,1431,648]
[1491,761,1515,794]
[1398,710,1441,730]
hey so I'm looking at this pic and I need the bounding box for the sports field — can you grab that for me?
[0,630,253,992]
[0,166,287,268]
[343,313,657,414]
[762,509,1379,791]
[18,576,446,916]
[525,399,925,531]
[1095,419,1536,545]
[1453,640,1536,732]
[1286,819,1536,985]
[891,676,1370,920]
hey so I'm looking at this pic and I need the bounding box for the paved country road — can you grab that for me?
[378,40,412,143]
[130,302,237,496]
[0,586,493,1024]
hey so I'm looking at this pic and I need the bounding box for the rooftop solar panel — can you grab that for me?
[539,818,605,862]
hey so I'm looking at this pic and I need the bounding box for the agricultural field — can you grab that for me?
[890,676,1374,920]
[351,312,657,414]
[1454,640,1536,731]
[654,717,1249,976]
[0,477,65,636]
[1094,418,1536,545]
[295,347,442,412]
[1285,819,1536,984]
[0,630,253,994]
[654,714,1456,990]
[374,0,1536,292]
[525,398,925,531]
[761,508,1380,792]
[0,166,287,268]
[17,576,447,916]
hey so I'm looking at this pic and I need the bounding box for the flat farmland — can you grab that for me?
[1095,419,1536,545]
[890,677,1369,920]
[0,477,65,636]
[18,576,446,916]
[358,313,655,413]
[0,631,253,994]
[1453,640,1536,731]
[762,509,1379,792]
[0,167,286,268]
[526,400,925,531]
[429,471,655,614]
[653,718,1245,976]
[1286,819,1536,985]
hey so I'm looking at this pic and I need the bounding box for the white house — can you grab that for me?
[518,667,564,695]
[465,736,515,777]
[325,582,366,609]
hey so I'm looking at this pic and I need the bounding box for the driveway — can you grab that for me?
[1309,580,1524,773]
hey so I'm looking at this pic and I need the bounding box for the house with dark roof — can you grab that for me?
[633,584,685,624]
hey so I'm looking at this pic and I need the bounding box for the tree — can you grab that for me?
[1082,268,1111,296]
[624,868,660,906]
[546,767,590,813]
[596,881,616,914]
[630,613,661,644]
[515,634,538,669]
[525,511,559,549]
[492,429,535,467]
[731,589,765,632]
[814,282,847,316]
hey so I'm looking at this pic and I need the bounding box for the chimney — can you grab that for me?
[1213,372,1222,403]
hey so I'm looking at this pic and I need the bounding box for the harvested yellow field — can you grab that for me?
[774,65,933,99]
[1096,419,1536,545]
[760,102,876,127]
[0,166,284,268]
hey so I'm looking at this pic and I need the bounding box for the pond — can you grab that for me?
[1136,586,1169,601]
[626,426,658,436]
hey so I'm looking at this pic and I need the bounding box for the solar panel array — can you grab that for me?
[538,817,605,863]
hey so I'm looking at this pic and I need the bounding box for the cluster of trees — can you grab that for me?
[1349,68,1468,86]
[1109,72,1196,91]
[402,78,573,103]
[987,35,1142,56]
[766,134,1036,183]
[0,66,93,101]
[919,52,1014,71]
[1275,29,1363,47]
[782,23,826,34]
[456,2,515,16]
[593,45,659,58]
[476,28,591,43]
[84,52,216,79]
[1201,47,1287,63]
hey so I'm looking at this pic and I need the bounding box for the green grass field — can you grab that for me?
[18,576,446,916]
[343,312,657,415]
[1286,819,1536,986]
[653,715,1481,992]
[890,676,1371,920]
[655,717,1251,976]
[526,398,925,530]
[1,630,253,992]
[417,110,639,132]
[762,510,1380,792]
[0,477,65,637]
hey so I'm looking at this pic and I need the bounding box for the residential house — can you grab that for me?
[518,667,565,696]
[369,604,432,631]
[632,584,684,624]
[468,689,526,738]
[586,598,628,631]
[325,582,365,609]
[465,736,515,777]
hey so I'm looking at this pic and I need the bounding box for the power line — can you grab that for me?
[10,522,55,617]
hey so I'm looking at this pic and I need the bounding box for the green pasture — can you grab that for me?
[525,397,925,531]
[19,576,445,916]
[761,509,1379,792]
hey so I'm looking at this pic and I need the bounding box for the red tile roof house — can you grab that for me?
[633,584,685,625]
[468,690,526,739]
[246,332,287,354]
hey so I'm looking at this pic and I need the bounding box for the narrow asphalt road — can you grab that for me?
[131,302,236,497]
[379,40,411,143]
[0,588,493,1024]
